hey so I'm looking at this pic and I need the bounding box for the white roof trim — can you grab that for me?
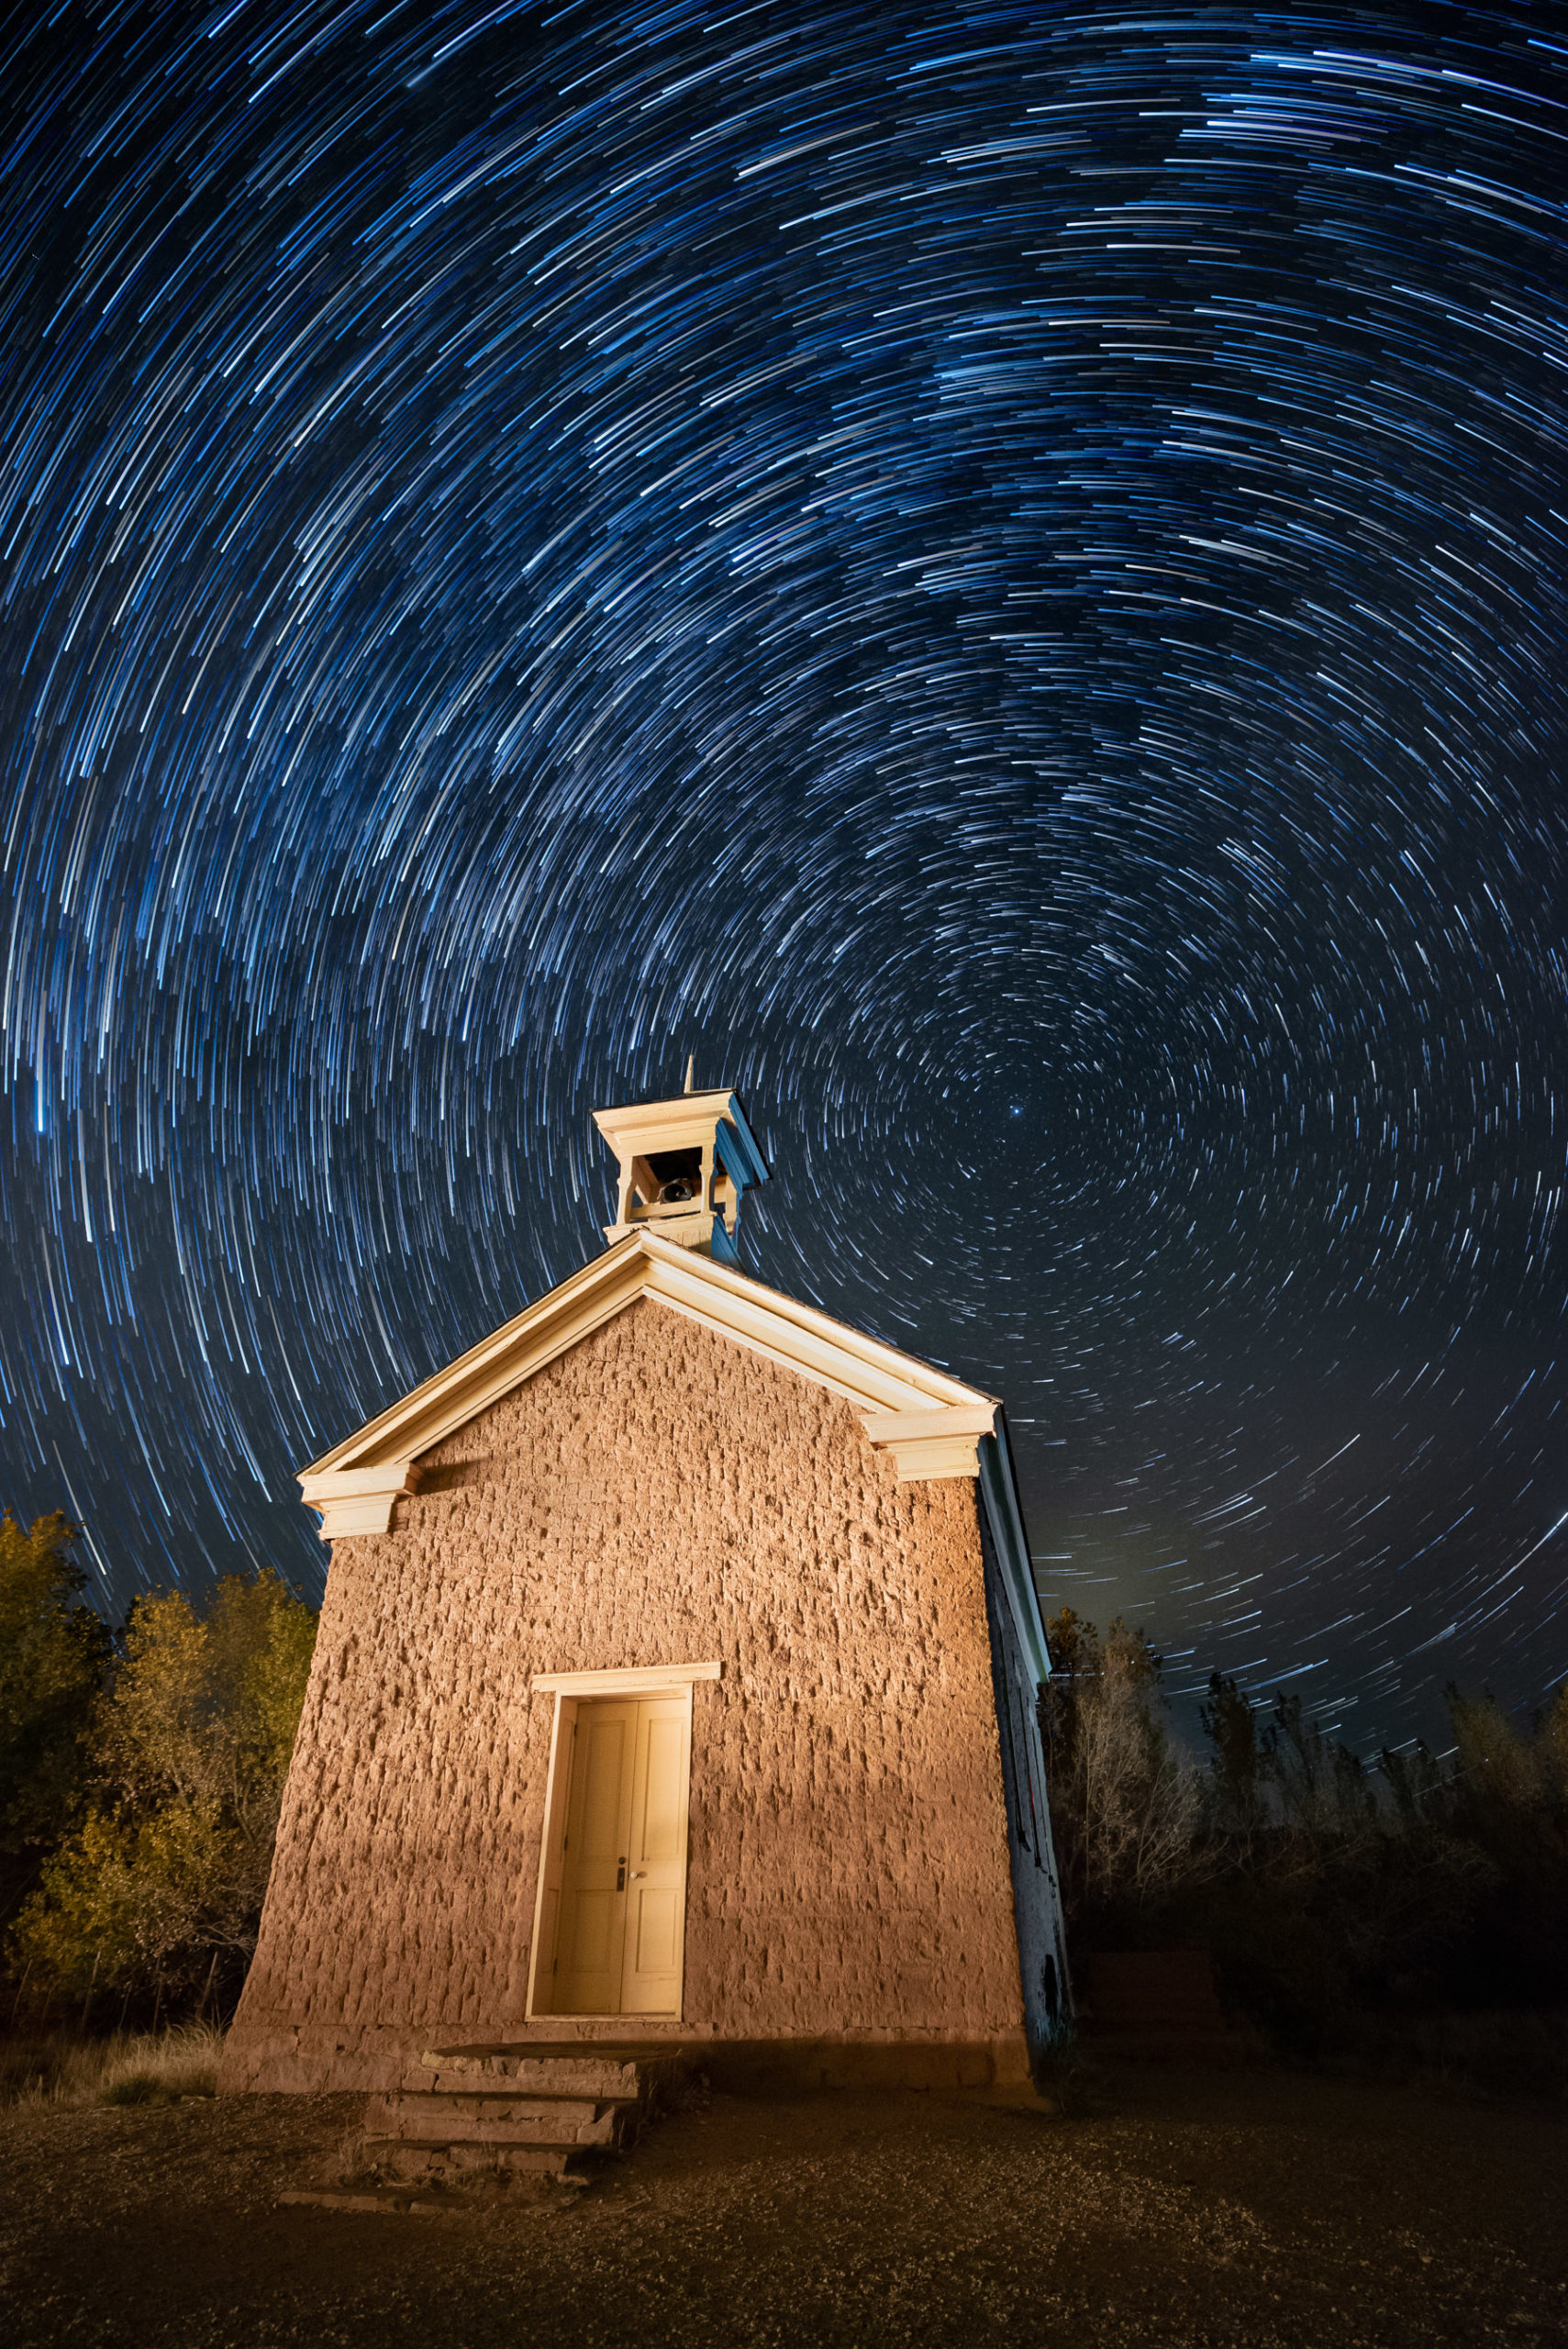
[298,1231,999,1532]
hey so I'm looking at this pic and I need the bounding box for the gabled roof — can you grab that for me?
[299,1230,1000,1539]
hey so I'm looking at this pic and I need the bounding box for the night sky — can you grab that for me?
[2,2,1565,1752]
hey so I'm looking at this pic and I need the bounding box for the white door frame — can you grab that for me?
[525,1662,720,2021]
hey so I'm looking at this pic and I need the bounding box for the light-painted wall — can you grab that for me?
[223,1297,1028,2093]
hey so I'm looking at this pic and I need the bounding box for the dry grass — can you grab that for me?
[0,2020,224,2109]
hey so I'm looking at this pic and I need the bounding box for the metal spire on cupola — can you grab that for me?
[592,1061,769,1263]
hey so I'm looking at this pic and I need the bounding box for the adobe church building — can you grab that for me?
[221,1082,1068,2099]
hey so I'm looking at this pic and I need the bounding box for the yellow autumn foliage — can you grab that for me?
[10,1568,315,2003]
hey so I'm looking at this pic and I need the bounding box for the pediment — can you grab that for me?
[299,1231,999,1538]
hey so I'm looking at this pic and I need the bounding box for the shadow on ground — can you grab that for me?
[2,2060,1564,2345]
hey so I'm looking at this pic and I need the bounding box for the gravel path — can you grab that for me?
[2,2061,1563,2345]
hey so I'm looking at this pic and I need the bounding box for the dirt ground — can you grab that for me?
[2,2059,1564,2347]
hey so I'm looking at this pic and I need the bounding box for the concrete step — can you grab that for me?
[363,2137,589,2181]
[403,2065,643,2104]
[365,2095,624,2149]
[415,2044,690,2102]
[387,2086,627,2123]
[351,2042,695,2193]
[279,2186,476,2219]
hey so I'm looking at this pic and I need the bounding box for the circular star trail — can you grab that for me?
[2,0,1565,1747]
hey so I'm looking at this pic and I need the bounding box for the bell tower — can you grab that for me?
[593,1071,769,1264]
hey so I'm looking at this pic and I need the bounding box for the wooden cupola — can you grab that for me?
[592,1069,769,1263]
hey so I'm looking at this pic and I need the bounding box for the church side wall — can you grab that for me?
[223,1297,1027,2093]
[975,1458,1071,2065]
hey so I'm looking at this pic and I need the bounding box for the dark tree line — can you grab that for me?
[1040,1608,1568,2049]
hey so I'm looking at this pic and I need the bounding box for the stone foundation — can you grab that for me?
[221,2019,1032,2099]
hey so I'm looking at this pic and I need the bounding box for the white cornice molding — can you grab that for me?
[530,1661,723,1696]
[592,1090,737,1153]
[860,1403,998,1482]
[296,1462,416,1540]
[297,1232,999,1533]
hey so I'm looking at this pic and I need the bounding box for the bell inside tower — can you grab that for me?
[592,1079,768,1262]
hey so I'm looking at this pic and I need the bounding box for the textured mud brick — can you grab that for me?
[222,1297,1025,2092]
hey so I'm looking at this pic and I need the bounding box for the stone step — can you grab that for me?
[363,2137,587,2182]
[416,2044,690,2102]
[279,2186,474,2219]
[365,2095,624,2149]
[403,2067,641,2105]
[392,2082,627,2118]
[349,2042,693,2196]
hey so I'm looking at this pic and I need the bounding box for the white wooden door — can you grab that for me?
[553,1696,690,2017]
[619,1697,691,2016]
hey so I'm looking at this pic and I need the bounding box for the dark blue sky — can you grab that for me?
[2,0,1565,1750]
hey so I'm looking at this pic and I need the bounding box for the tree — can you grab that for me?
[0,1511,112,1928]
[10,1568,317,2009]
[1439,1681,1568,2005]
[1040,1609,1202,1932]
[1042,1611,1567,2043]
[1200,1672,1265,1838]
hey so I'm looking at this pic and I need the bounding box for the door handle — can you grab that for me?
[629,1870,647,1880]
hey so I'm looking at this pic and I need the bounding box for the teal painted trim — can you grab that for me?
[713,1118,762,1195]
[976,1420,1052,1687]
[719,1093,770,1186]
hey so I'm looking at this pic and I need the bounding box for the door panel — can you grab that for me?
[579,1718,628,1855]
[572,1890,618,1972]
[640,1716,684,1861]
[633,1885,680,1976]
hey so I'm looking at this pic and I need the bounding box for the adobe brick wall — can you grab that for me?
[222,1296,1028,2094]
